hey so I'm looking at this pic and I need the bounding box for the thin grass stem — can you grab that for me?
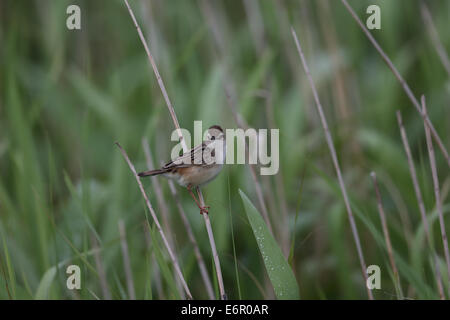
[141,138,185,299]
[118,219,136,300]
[142,140,215,300]
[370,172,403,299]
[123,0,186,151]
[90,235,111,300]
[420,1,450,78]
[340,0,450,169]
[115,142,192,299]
[291,27,373,299]
[396,110,445,299]
[123,0,225,299]
[197,188,226,300]
[199,0,274,235]
[422,95,450,297]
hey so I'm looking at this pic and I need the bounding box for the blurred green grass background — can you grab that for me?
[0,0,449,299]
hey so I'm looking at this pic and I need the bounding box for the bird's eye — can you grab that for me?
[211,136,215,140]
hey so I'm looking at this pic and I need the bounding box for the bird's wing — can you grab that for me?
[163,142,211,169]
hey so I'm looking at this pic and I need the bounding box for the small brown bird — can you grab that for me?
[138,125,225,214]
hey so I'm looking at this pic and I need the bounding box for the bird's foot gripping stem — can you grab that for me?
[187,185,210,215]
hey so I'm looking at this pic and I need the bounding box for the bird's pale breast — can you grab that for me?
[176,164,223,187]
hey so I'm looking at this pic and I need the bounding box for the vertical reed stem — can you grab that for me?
[141,139,186,299]
[143,140,215,299]
[340,0,450,169]
[197,188,226,300]
[90,235,111,300]
[123,0,225,299]
[291,27,373,299]
[396,110,445,299]
[420,1,450,78]
[370,172,403,298]
[115,142,192,299]
[422,95,450,297]
[118,219,136,300]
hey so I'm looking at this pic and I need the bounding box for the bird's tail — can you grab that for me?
[138,169,167,177]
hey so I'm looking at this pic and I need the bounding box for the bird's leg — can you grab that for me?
[196,187,210,215]
[186,184,209,214]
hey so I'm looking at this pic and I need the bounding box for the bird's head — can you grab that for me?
[206,125,225,141]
